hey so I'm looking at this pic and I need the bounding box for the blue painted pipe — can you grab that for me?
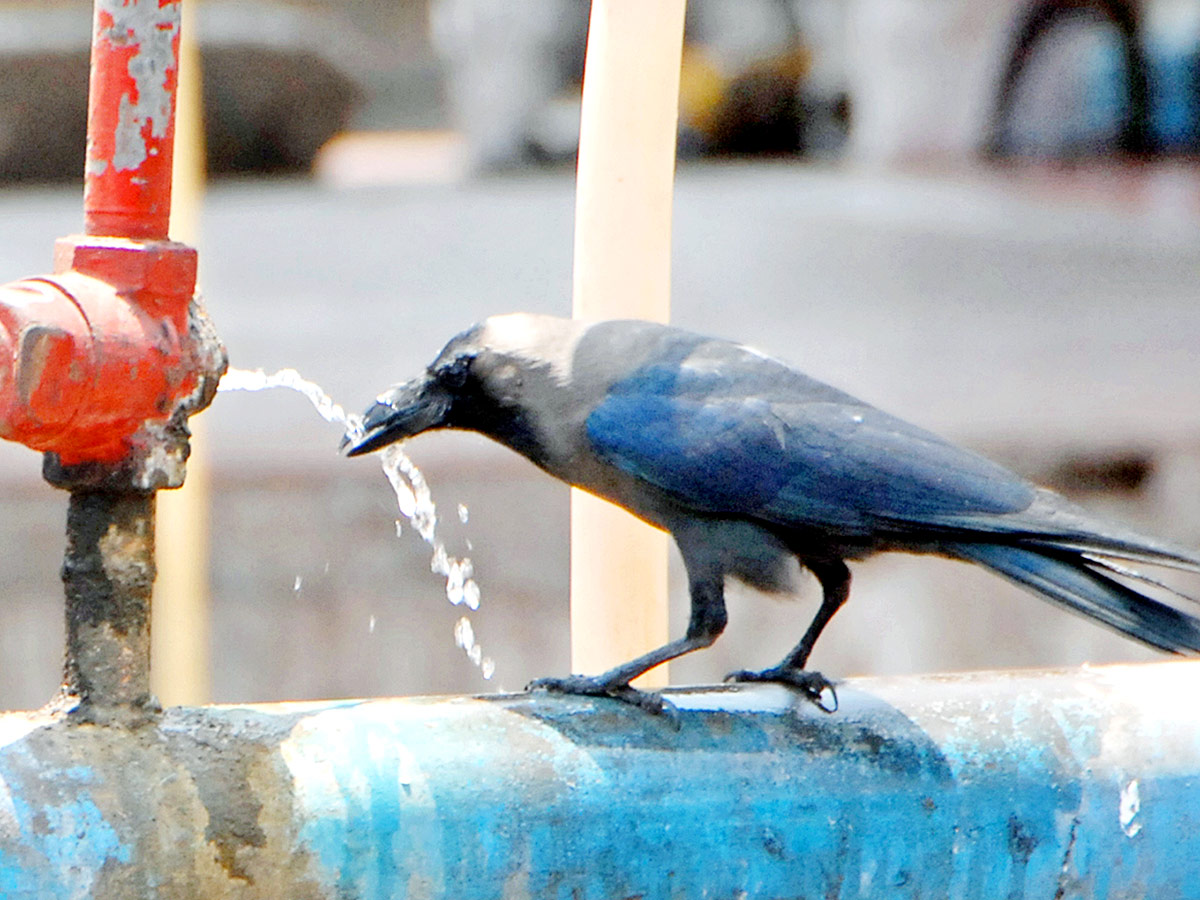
[0,662,1198,898]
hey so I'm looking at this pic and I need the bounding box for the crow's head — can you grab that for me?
[341,313,588,457]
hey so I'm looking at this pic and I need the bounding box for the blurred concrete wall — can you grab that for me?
[845,0,1200,163]
[845,0,1022,164]
[0,0,435,180]
[0,166,1197,711]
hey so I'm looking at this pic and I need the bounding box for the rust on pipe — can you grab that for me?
[59,490,158,723]
[0,0,223,725]
[3,668,1200,897]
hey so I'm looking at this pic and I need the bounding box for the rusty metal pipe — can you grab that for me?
[0,0,224,723]
[59,491,157,722]
[1,665,1199,898]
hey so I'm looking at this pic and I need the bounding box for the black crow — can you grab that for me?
[344,314,1200,710]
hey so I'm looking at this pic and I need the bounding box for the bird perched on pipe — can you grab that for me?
[343,314,1200,711]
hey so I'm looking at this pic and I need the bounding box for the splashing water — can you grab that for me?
[219,367,364,437]
[382,444,493,676]
[218,366,495,680]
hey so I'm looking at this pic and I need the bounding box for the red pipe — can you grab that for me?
[0,0,224,479]
[83,0,182,240]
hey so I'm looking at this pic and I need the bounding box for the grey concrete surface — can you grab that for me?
[0,161,1197,709]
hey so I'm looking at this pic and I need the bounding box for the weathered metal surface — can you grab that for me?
[0,0,225,748]
[83,0,182,240]
[38,235,224,484]
[0,0,225,481]
[0,241,225,481]
[59,490,157,723]
[0,663,1197,899]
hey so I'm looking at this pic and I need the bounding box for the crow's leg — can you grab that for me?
[775,558,851,670]
[726,558,850,712]
[528,559,727,713]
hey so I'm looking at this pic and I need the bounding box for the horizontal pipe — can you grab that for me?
[0,661,1198,898]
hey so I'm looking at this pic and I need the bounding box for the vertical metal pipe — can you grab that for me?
[83,0,182,240]
[48,0,191,720]
[61,491,157,720]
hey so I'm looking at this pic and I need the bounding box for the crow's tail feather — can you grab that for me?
[947,542,1200,654]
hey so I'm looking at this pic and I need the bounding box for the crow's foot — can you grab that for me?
[724,667,838,713]
[526,674,667,714]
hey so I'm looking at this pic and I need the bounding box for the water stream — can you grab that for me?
[218,367,495,681]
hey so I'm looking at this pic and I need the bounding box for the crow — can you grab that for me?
[343,313,1200,710]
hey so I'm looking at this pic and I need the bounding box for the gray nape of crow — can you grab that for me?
[343,313,1200,711]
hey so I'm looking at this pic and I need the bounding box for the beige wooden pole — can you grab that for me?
[570,0,686,686]
[154,0,211,706]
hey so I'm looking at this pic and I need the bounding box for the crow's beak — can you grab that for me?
[340,374,450,457]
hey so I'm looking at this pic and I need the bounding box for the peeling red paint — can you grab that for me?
[84,0,182,240]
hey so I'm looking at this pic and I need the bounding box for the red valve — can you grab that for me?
[0,0,226,489]
[0,236,212,469]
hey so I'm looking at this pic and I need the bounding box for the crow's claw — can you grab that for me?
[724,667,839,713]
[527,675,668,714]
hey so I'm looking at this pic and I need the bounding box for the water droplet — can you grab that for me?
[454,616,474,650]
[384,464,418,518]
[368,615,377,634]
[457,503,469,524]
[430,545,450,577]
[462,580,481,610]
[446,565,465,605]
[293,575,303,593]
[379,446,497,681]
[481,657,496,680]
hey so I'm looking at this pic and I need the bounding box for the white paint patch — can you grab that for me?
[667,684,799,714]
[0,715,44,751]
[1119,778,1142,838]
[98,0,181,171]
[0,776,17,839]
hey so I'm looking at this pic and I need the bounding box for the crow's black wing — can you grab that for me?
[585,348,1036,536]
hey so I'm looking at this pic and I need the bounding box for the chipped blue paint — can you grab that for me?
[0,752,129,900]
[0,664,1198,898]
[283,703,419,898]
[275,666,1200,899]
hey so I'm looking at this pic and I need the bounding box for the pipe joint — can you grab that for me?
[0,236,226,492]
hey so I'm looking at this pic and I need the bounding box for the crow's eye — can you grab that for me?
[436,354,473,388]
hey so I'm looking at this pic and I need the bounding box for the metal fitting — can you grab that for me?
[0,237,225,491]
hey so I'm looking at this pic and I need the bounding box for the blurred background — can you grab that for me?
[0,0,1198,708]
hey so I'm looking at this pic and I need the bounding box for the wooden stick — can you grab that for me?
[154,0,211,706]
[571,0,686,685]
